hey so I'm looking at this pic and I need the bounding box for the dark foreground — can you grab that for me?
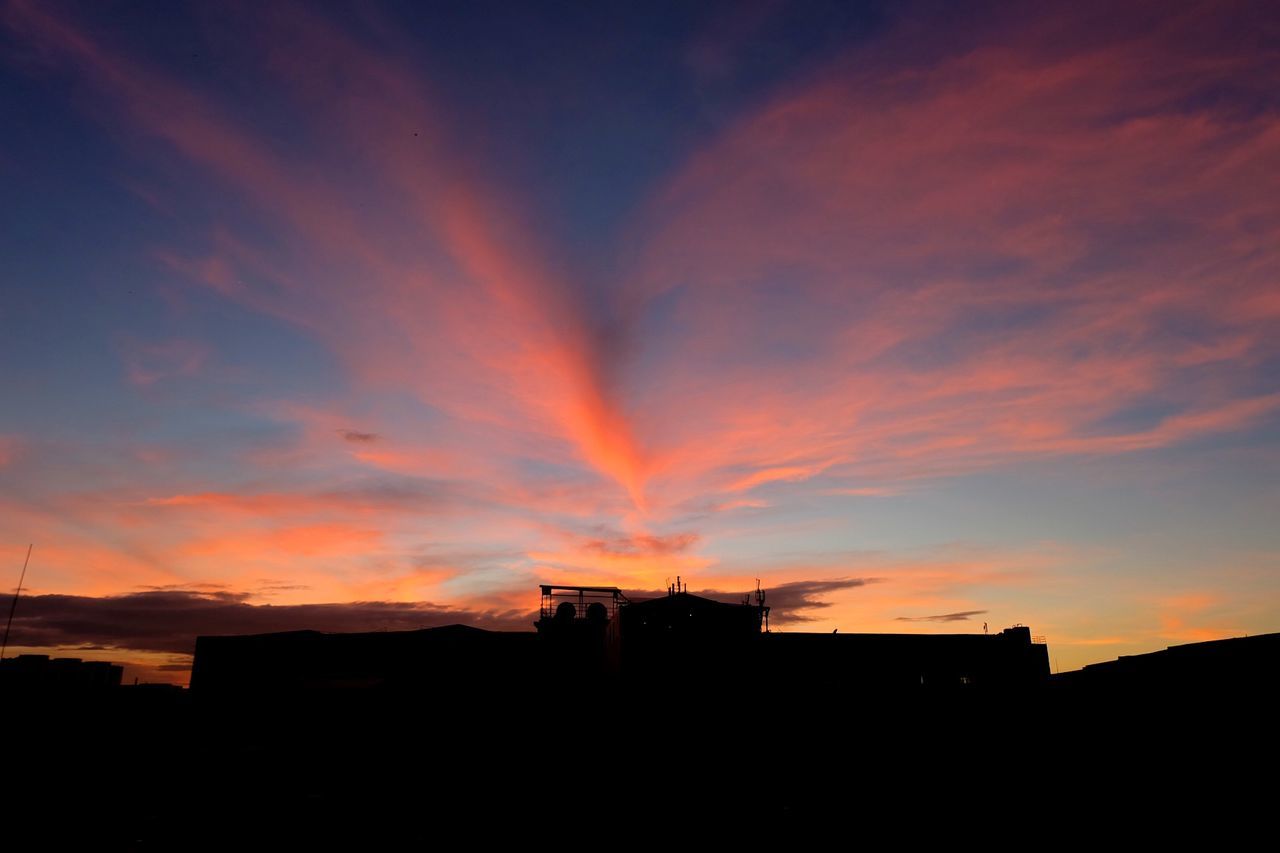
[5,681,1273,848]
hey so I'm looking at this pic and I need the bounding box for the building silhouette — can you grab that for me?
[1052,631,1280,692]
[0,654,123,690]
[191,582,1050,695]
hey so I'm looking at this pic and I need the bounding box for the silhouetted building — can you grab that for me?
[618,587,766,685]
[191,582,1051,695]
[0,654,123,691]
[760,625,1049,692]
[190,624,542,693]
[1053,632,1279,692]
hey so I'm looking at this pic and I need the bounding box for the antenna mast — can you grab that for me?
[1,544,33,661]
[755,578,770,633]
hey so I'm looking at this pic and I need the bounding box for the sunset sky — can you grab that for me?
[2,0,1278,684]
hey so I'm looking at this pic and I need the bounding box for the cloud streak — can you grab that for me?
[0,589,538,657]
[624,577,881,625]
[17,0,1274,529]
[895,610,988,624]
[622,0,1280,506]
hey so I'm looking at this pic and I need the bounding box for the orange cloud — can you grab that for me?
[0,436,18,468]
[7,0,649,512]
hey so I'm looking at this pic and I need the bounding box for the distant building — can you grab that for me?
[191,624,540,693]
[760,625,1049,692]
[1053,632,1280,691]
[0,655,123,691]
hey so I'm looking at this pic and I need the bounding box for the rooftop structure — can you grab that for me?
[537,584,630,624]
[190,581,1052,695]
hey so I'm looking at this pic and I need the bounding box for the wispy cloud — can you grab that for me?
[2,1,1276,673]
[0,589,537,657]
[623,577,881,625]
[895,610,988,624]
[118,338,210,387]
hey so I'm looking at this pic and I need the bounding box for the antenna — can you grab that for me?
[1,544,33,661]
[755,579,770,632]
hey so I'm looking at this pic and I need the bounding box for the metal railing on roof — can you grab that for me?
[538,585,630,622]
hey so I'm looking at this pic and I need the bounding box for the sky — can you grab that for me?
[1,0,1278,684]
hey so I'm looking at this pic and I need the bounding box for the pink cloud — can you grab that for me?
[3,1,1276,670]
[16,0,1274,526]
[617,1,1280,509]
[119,338,210,386]
[0,435,18,468]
